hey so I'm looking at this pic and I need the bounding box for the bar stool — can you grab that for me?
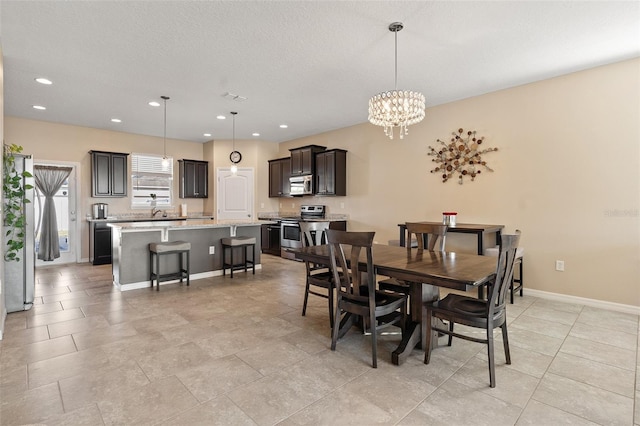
[485,245,524,303]
[221,236,256,278]
[149,241,191,291]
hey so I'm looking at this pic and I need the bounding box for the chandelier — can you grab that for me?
[368,22,425,140]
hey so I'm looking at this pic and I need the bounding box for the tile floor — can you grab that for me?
[0,255,638,425]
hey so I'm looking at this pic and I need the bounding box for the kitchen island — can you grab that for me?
[108,219,266,291]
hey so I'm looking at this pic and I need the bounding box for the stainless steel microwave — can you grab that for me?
[289,175,313,196]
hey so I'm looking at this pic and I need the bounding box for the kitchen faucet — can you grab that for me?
[152,207,164,217]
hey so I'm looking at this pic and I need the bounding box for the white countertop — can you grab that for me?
[108,219,268,231]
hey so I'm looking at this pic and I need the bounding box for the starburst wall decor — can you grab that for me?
[427,128,498,184]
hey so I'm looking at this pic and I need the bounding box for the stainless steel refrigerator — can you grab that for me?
[4,154,35,312]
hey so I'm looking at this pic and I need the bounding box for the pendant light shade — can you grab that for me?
[368,22,425,140]
[161,96,170,169]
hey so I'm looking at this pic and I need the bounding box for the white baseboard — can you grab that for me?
[525,288,640,316]
[114,264,263,291]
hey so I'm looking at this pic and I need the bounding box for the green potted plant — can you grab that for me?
[3,143,34,261]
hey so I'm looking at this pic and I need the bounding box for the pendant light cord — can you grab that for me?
[394,28,398,90]
[231,111,238,150]
[161,96,170,158]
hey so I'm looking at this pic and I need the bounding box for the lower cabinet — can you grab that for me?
[91,222,112,265]
[261,223,281,255]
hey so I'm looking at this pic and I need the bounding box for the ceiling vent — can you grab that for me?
[222,92,248,102]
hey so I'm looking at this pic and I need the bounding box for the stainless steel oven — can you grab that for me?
[280,205,326,260]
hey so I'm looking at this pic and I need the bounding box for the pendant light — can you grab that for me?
[161,95,170,170]
[368,22,425,139]
[230,111,238,174]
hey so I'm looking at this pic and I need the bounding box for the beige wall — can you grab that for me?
[3,119,206,261]
[3,58,638,307]
[276,58,640,307]
[203,138,279,217]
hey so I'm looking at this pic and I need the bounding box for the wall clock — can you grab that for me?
[230,150,242,164]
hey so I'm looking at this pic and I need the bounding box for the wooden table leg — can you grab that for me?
[392,282,440,365]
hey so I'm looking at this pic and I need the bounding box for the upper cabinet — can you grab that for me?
[315,149,347,196]
[178,159,208,198]
[90,150,129,197]
[268,157,291,198]
[289,145,326,176]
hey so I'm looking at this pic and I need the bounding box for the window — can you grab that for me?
[131,153,173,209]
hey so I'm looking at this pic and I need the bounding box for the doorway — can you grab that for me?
[216,168,254,221]
[34,161,80,266]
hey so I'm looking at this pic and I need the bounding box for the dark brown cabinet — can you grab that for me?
[315,149,347,196]
[269,157,291,197]
[90,151,128,197]
[90,222,112,265]
[261,222,281,255]
[289,145,326,176]
[178,159,208,198]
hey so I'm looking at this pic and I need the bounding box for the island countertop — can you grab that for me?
[108,219,273,232]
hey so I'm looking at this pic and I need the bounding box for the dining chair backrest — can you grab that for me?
[326,229,375,302]
[300,221,330,248]
[489,230,521,316]
[405,222,448,251]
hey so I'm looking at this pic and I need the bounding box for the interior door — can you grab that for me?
[216,168,254,220]
[34,161,79,266]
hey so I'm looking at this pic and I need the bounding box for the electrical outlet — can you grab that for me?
[555,260,565,271]
[340,202,345,209]
[260,203,264,209]
[209,246,215,255]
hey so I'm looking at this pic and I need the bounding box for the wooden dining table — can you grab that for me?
[397,222,504,255]
[293,244,497,365]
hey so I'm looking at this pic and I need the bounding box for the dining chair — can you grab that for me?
[422,231,521,388]
[379,222,448,296]
[299,221,335,327]
[327,229,407,368]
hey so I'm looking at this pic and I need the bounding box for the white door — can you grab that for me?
[34,161,80,266]
[217,168,254,220]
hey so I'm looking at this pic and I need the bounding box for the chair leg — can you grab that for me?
[501,323,511,365]
[447,321,454,346]
[244,245,248,273]
[179,252,184,283]
[331,299,340,351]
[370,309,377,368]
[302,278,310,317]
[251,244,256,274]
[149,251,154,288]
[185,250,190,286]
[487,327,496,388]
[230,246,234,278]
[155,252,161,291]
[328,282,335,329]
[423,307,433,364]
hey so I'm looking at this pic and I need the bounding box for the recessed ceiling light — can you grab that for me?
[203,133,212,137]
[217,115,226,120]
[252,133,260,137]
[111,118,122,123]
[32,105,46,110]
[35,78,52,85]
[279,124,288,129]
[148,101,160,107]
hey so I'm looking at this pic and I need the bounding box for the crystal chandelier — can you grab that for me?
[368,22,425,140]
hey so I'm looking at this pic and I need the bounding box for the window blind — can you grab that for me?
[131,153,173,208]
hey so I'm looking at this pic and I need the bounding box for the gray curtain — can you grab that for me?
[34,165,72,261]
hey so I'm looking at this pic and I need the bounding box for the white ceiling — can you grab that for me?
[1,1,638,143]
